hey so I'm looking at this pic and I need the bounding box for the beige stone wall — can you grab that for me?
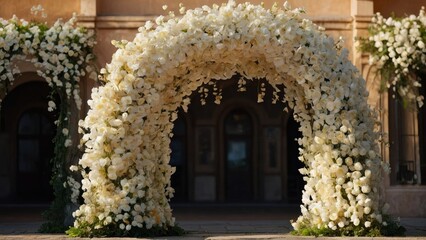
[93,0,356,66]
[0,0,79,24]
[97,0,351,17]
[386,188,426,217]
[374,0,425,17]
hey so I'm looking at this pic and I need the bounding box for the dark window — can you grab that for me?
[17,109,55,201]
[389,85,422,185]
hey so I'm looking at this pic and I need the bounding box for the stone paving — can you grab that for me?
[0,204,426,239]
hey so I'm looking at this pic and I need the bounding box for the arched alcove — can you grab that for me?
[0,81,56,203]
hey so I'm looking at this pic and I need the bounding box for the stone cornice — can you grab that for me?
[78,15,360,31]
[352,15,374,30]
[309,16,353,30]
[95,16,156,29]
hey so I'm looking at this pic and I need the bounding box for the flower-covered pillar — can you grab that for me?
[0,10,96,232]
[292,47,385,232]
[72,1,401,237]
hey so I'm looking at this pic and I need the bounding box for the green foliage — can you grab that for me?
[39,100,70,233]
[380,215,407,236]
[291,216,406,237]
[39,221,68,233]
[66,223,186,238]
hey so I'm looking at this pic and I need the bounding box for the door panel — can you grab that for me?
[224,109,253,202]
[17,110,55,202]
[226,139,252,201]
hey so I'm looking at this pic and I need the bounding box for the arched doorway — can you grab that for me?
[169,77,302,203]
[0,81,56,203]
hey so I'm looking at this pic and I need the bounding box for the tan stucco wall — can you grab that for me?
[98,0,351,17]
[95,29,139,68]
[374,0,425,17]
[0,0,79,24]
[386,188,426,217]
[94,0,356,66]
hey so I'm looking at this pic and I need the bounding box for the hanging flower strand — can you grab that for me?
[359,7,426,108]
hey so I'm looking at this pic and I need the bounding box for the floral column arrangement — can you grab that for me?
[360,7,426,108]
[0,10,96,232]
[72,1,403,237]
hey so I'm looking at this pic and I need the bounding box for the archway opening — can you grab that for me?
[167,75,304,224]
[0,81,57,203]
[169,75,303,205]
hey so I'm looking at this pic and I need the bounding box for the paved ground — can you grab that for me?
[0,204,425,239]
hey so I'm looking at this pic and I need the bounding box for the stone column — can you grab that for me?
[78,0,97,29]
[350,0,374,70]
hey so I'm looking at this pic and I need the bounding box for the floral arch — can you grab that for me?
[73,1,396,237]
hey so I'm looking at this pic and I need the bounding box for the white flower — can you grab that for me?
[365,221,371,228]
[48,100,56,112]
[364,207,371,214]
[64,139,72,147]
[62,128,69,136]
[70,165,78,171]
[382,203,390,214]
[354,162,363,171]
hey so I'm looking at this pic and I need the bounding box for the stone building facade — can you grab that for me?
[0,0,425,216]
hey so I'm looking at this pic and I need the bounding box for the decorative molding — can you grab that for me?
[310,16,353,30]
[77,16,96,29]
[353,15,374,30]
[386,186,426,191]
[96,16,155,29]
[78,15,357,31]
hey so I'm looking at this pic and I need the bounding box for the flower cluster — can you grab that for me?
[0,13,96,132]
[75,0,390,237]
[360,7,426,108]
[65,175,81,204]
[0,13,96,232]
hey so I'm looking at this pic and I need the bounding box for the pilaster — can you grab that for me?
[350,0,374,70]
[78,0,97,29]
